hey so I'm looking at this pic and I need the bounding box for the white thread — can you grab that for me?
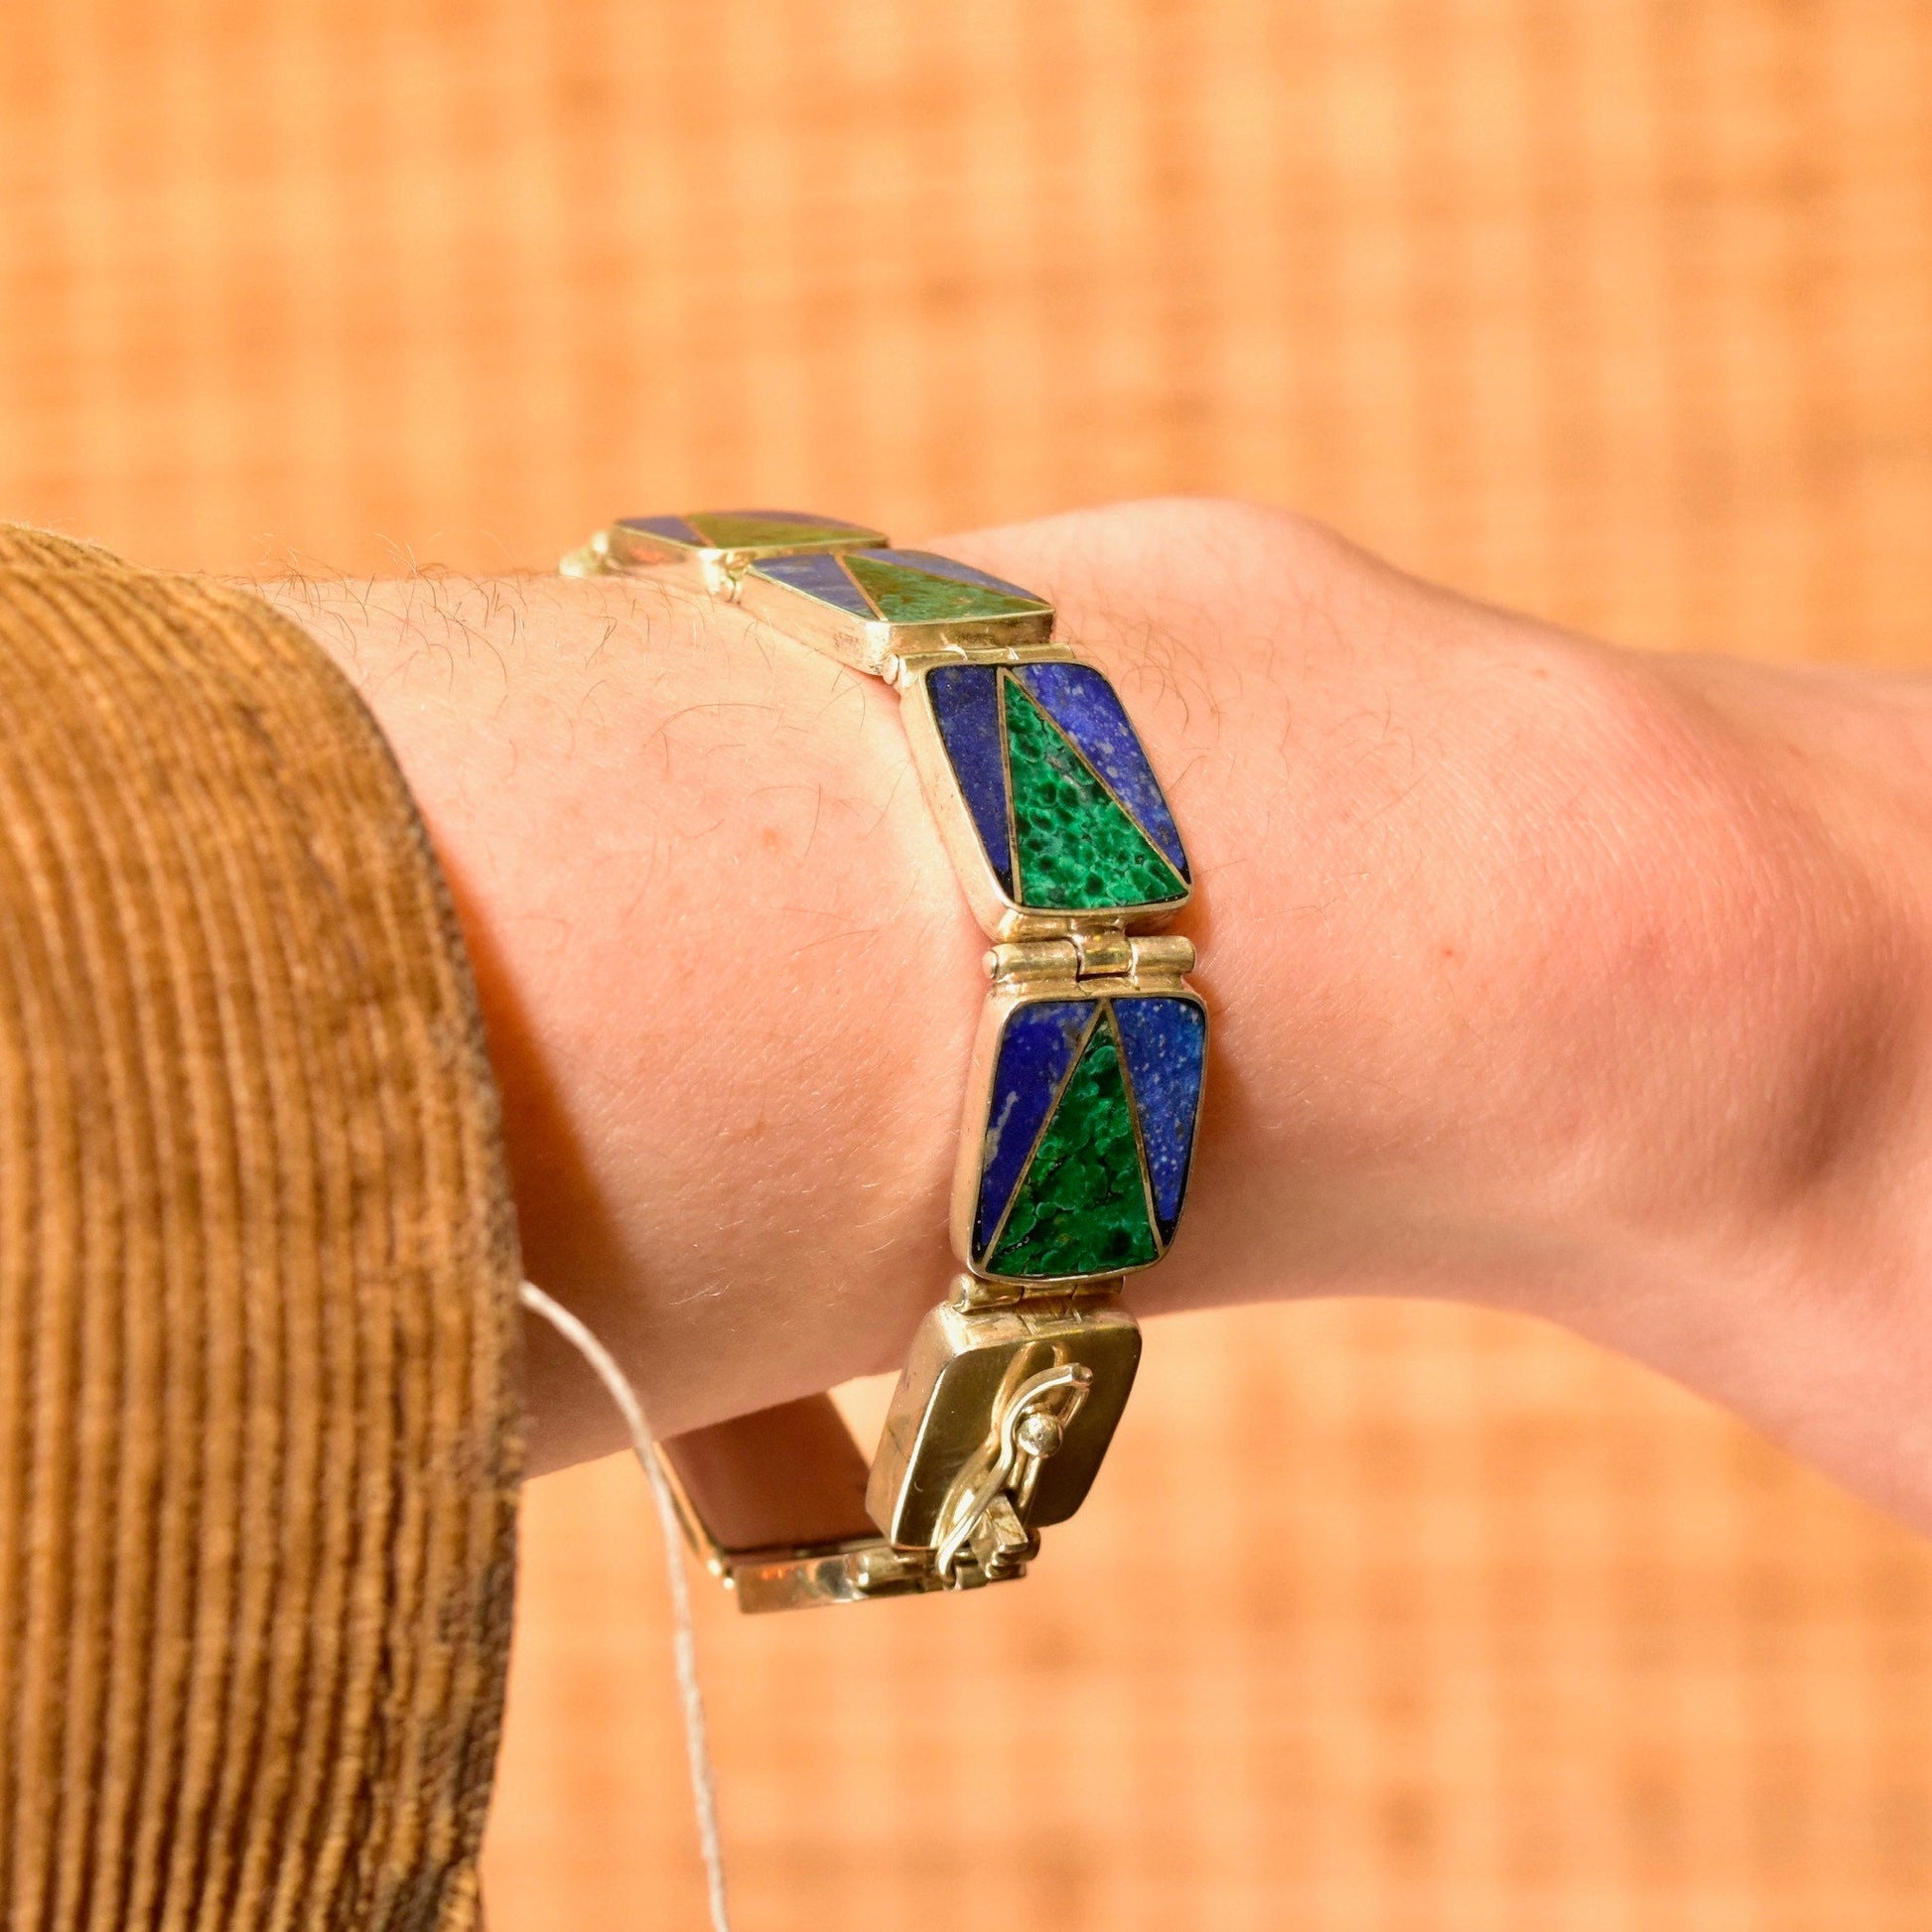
[518,1280,733,1932]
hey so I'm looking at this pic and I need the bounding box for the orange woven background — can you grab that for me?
[5,2,1932,1926]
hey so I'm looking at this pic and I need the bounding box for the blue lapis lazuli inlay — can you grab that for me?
[973,999,1094,1256]
[872,549,1046,603]
[756,551,878,619]
[1113,997,1207,1238]
[617,513,708,545]
[927,665,1015,897]
[1011,662,1189,882]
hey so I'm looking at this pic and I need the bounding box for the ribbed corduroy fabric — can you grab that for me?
[0,529,521,1928]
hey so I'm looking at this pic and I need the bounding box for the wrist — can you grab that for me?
[265,568,980,1463]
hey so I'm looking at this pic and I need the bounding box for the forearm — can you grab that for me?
[261,500,1932,1524]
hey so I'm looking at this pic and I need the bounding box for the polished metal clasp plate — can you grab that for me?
[868,1297,1142,1589]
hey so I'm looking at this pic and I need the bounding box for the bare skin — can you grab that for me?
[262,498,1932,1531]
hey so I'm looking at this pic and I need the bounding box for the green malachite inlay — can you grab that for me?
[846,552,1047,624]
[1003,679,1187,909]
[988,1015,1160,1278]
[686,512,872,549]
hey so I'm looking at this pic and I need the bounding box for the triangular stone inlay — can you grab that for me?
[846,551,1046,624]
[1113,997,1206,1240]
[686,510,876,549]
[927,665,1016,897]
[987,1011,1160,1279]
[755,551,879,619]
[1003,679,1187,910]
[870,549,1048,604]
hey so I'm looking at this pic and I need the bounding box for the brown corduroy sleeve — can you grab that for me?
[0,529,522,1929]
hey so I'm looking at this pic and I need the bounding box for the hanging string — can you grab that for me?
[518,1280,733,1932]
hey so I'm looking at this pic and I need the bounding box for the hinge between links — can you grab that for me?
[985,929,1196,987]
